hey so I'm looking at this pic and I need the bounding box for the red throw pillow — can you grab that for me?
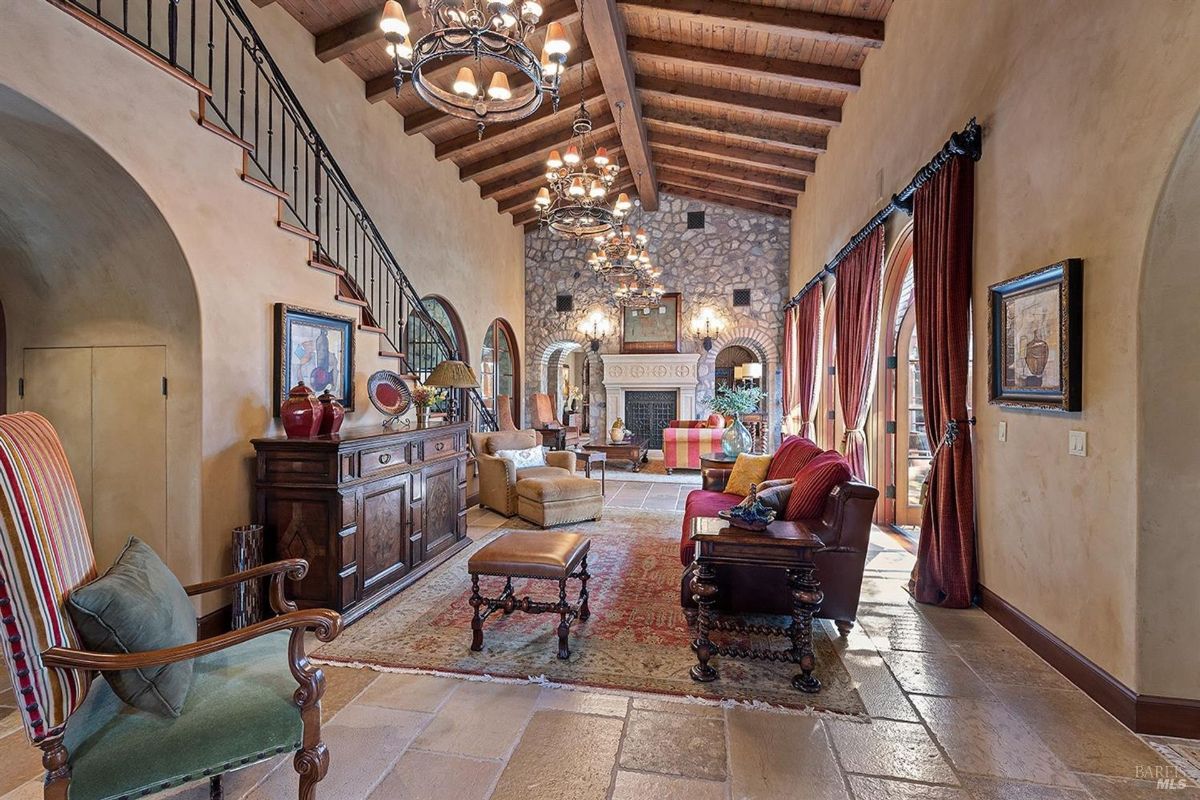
[783,450,852,521]
[706,413,725,428]
[766,435,822,481]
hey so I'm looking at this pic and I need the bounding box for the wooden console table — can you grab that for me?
[252,422,469,624]
[582,436,649,471]
[687,516,825,692]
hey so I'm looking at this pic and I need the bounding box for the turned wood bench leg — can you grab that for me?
[577,556,591,621]
[556,578,571,660]
[469,574,484,652]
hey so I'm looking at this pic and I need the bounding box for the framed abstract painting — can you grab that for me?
[274,304,355,414]
[987,259,1082,411]
[620,292,681,354]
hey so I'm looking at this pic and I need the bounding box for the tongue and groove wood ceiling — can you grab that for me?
[261,0,892,227]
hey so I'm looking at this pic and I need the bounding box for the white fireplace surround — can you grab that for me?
[601,353,700,434]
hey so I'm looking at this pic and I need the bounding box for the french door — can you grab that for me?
[894,308,932,527]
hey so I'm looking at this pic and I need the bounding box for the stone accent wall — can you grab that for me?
[524,193,790,442]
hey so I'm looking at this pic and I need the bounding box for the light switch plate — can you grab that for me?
[998,421,1007,442]
[1068,430,1087,457]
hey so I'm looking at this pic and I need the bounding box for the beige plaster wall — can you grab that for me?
[789,0,1200,691]
[0,0,524,613]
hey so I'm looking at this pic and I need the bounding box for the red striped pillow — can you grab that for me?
[766,435,822,481]
[784,450,852,521]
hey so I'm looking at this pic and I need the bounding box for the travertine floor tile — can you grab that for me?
[0,781,39,800]
[247,704,431,799]
[319,665,381,721]
[858,576,915,605]
[1077,773,1200,799]
[355,672,459,713]
[536,687,630,717]
[610,770,727,800]
[366,750,502,800]
[619,708,727,781]
[880,650,994,698]
[410,681,539,760]
[847,775,967,800]
[911,695,1079,787]
[0,730,45,797]
[859,613,952,653]
[630,696,723,718]
[916,607,1016,645]
[949,642,1074,690]
[827,718,957,785]
[726,710,849,800]
[992,685,1173,778]
[829,636,921,722]
[489,710,623,800]
[959,774,1092,799]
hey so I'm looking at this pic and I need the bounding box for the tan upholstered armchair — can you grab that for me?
[469,428,577,516]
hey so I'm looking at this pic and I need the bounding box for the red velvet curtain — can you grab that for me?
[782,304,798,433]
[783,289,823,439]
[912,155,977,608]
[834,226,884,480]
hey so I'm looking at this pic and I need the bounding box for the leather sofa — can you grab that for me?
[662,415,726,472]
[679,468,879,634]
[469,428,579,516]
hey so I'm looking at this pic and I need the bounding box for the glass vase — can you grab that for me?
[721,414,753,457]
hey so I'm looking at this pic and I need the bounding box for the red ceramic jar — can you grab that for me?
[317,389,345,436]
[280,381,323,438]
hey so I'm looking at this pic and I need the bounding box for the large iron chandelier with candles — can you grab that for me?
[533,101,628,238]
[379,0,570,136]
[585,190,656,280]
[614,276,665,310]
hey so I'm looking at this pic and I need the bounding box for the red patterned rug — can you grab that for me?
[314,508,866,715]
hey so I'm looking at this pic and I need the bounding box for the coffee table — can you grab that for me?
[698,452,738,477]
[582,436,649,472]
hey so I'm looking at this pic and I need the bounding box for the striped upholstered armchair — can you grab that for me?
[662,414,727,472]
[0,413,342,800]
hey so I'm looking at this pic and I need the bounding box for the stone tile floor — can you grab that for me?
[1,504,1197,799]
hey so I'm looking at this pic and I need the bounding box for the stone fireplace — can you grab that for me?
[601,353,699,448]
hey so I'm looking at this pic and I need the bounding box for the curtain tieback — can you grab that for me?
[920,417,975,507]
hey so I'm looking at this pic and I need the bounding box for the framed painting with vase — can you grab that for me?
[987,259,1082,412]
[274,304,356,415]
[620,292,681,354]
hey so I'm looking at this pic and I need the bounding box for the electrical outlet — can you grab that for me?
[1068,430,1087,457]
[998,421,1007,442]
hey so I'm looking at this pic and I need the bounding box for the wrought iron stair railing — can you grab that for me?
[49,0,498,431]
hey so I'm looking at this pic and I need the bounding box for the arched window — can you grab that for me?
[481,319,520,424]
[405,296,465,381]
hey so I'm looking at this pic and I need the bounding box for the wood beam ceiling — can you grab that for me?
[647,128,817,175]
[578,0,658,210]
[635,76,840,128]
[651,150,805,193]
[656,168,796,209]
[627,36,860,93]
[662,184,791,218]
[642,106,828,154]
[619,0,884,49]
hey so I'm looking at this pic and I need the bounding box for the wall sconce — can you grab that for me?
[577,310,613,352]
[689,307,725,352]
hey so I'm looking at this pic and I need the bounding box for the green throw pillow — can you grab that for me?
[67,537,197,717]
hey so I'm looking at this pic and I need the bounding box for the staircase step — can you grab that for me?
[277,219,319,241]
[197,105,254,152]
[358,324,388,334]
[309,258,346,276]
[379,350,407,360]
[335,294,369,308]
[241,172,289,200]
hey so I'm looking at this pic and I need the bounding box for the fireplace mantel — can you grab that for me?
[601,353,700,435]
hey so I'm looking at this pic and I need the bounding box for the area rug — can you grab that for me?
[604,456,699,485]
[314,508,867,716]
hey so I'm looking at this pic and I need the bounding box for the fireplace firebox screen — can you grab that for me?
[624,390,678,450]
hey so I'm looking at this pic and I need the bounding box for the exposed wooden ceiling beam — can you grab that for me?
[459,111,617,180]
[644,107,827,154]
[627,36,859,93]
[619,0,884,49]
[651,150,806,193]
[431,75,603,157]
[656,168,797,209]
[578,0,658,210]
[662,183,792,218]
[647,128,816,175]
[635,76,840,128]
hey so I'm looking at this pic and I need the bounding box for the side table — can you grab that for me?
[687,516,825,693]
[698,453,738,478]
[579,450,606,493]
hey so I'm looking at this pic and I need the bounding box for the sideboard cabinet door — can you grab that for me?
[359,472,410,598]
[423,456,464,561]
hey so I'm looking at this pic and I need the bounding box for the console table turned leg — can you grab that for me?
[577,556,591,621]
[788,565,824,693]
[556,578,571,660]
[689,560,719,682]
[469,574,484,652]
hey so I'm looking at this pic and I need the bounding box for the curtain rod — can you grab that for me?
[783,117,983,311]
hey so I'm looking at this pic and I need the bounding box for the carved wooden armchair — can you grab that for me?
[0,413,343,800]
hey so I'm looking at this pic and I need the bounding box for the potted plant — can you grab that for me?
[705,384,764,457]
[410,383,446,426]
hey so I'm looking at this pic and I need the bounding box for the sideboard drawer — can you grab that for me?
[422,433,459,460]
[361,442,409,477]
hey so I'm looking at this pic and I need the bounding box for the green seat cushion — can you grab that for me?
[63,631,303,800]
[67,537,197,717]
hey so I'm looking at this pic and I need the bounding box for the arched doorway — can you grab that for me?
[406,295,467,416]
[481,318,520,425]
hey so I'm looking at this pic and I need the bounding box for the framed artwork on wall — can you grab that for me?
[620,292,681,354]
[274,304,355,414]
[987,259,1082,411]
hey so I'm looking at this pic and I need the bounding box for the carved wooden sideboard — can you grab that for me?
[252,422,469,623]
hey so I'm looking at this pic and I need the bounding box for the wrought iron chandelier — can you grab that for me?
[533,101,628,238]
[614,276,665,310]
[379,0,570,135]
[585,189,657,279]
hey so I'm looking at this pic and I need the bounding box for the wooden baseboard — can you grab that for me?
[978,585,1200,738]
[197,604,232,639]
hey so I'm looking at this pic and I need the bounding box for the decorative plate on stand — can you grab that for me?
[367,370,412,426]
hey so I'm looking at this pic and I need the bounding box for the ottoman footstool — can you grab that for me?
[467,531,592,659]
[515,474,603,528]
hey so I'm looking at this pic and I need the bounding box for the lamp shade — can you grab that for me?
[744,362,763,379]
[425,359,480,388]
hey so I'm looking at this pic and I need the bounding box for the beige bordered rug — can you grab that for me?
[314,508,867,716]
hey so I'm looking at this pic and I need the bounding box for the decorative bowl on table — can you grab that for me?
[717,483,777,531]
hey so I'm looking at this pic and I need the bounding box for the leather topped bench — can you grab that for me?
[467,531,592,659]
